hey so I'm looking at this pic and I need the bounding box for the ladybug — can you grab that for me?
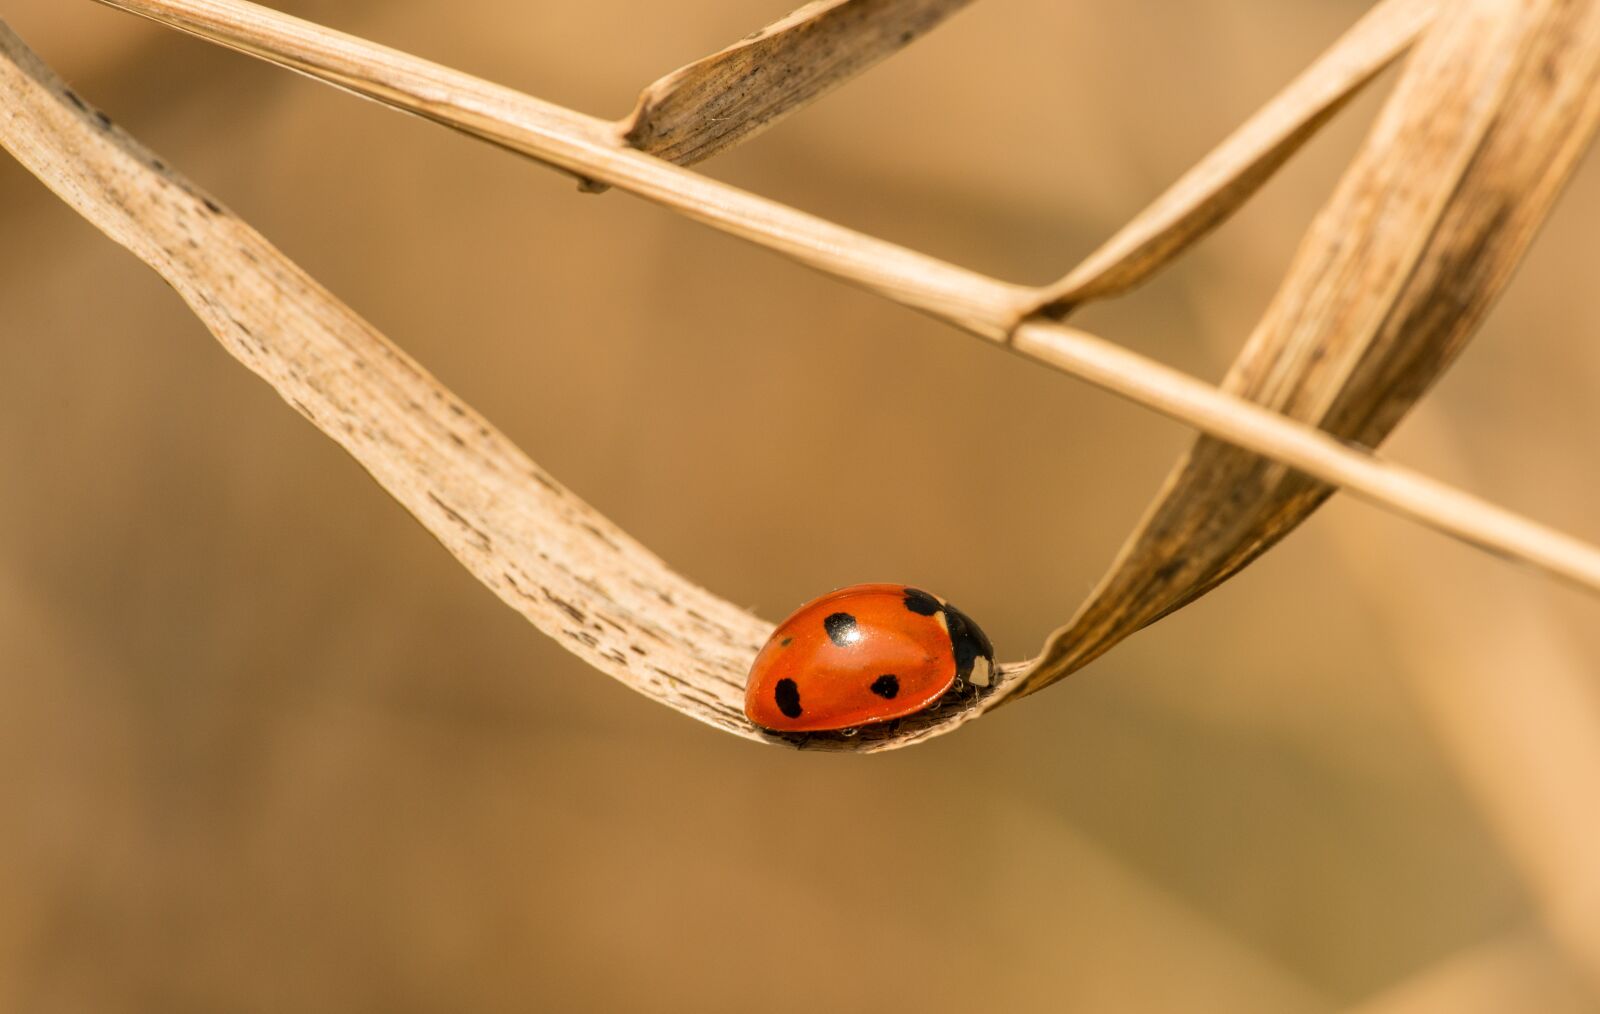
[744,583,995,733]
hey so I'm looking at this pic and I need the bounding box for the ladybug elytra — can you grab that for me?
[744,583,995,733]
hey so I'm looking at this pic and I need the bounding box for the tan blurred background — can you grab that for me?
[3,1,1600,1011]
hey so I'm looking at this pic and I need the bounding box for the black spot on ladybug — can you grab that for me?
[824,612,859,646]
[903,588,941,616]
[870,674,900,699]
[942,602,995,682]
[779,637,792,647]
[775,678,802,719]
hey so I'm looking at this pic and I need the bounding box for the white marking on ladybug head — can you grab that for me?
[969,655,992,688]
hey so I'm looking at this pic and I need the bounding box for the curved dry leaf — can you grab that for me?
[1032,0,1437,314]
[618,0,971,166]
[0,19,774,747]
[0,14,1017,753]
[1015,0,1600,695]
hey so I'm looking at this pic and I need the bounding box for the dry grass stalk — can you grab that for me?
[5,0,1597,751]
[1014,0,1600,697]
[84,1,1600,590]
[89,0,1032,338]
[617,0,971,166]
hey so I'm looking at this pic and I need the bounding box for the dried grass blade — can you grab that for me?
[1033,0,1438,314]
[0,12,1021,754]
[618,0,971,166]
[1013,0,1600,696]
[0,17,778,745]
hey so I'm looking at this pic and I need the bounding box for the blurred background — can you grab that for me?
[3,1,1600,1010]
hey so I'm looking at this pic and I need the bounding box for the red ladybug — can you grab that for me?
[745,584,995,733]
